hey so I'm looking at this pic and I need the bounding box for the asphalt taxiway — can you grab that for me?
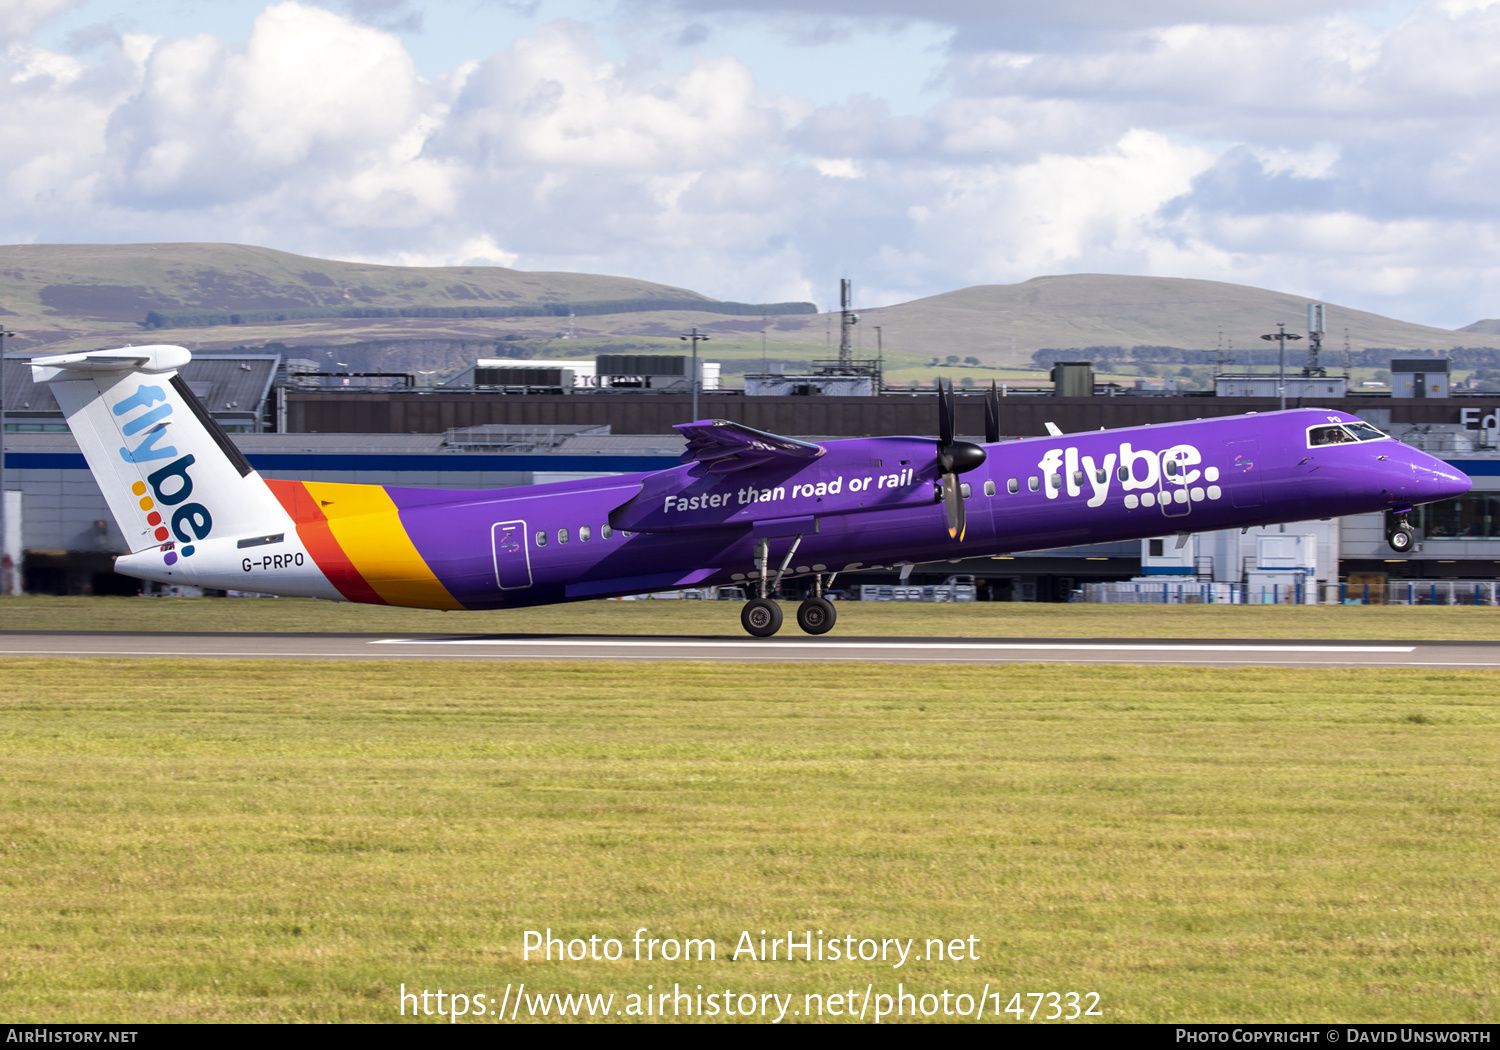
[1,630,1497,668]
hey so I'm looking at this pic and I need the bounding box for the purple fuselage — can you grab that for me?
[379,408,1471,609]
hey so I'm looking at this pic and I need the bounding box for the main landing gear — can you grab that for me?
[741,598,783,637]
[739,536,839,637]
[1388,514,1416,553]
[796,596,836,635]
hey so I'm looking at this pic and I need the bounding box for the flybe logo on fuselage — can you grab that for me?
[1034,441,1225,509]
[113,382,213,565]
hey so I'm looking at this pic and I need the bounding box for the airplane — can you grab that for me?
[29,344,1471,635]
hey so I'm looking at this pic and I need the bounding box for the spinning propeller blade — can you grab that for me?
[934,378,986,541]
[943,473,965,541]
[985,381,1001,444]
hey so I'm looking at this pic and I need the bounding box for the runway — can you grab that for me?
[1,630,1498,667]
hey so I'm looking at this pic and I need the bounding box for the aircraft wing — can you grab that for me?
[675,419,825,476]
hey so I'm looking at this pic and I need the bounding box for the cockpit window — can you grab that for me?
[1344,421,1388,441]
[1309,424,1358,446]
[1308,422,1389,446]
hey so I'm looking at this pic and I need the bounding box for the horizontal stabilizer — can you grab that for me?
[29,345,191,381]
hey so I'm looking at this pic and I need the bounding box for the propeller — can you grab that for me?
[935,378,987,541]
[984,380,1002,444]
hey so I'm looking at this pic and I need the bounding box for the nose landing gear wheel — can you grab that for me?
[741,598,783,637]
[796,596,837,635]
[1389,525,1415,553]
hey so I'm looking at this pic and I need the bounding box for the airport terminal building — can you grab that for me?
[5,352,1499,601]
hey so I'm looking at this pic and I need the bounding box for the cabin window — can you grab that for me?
[558,528,569,544]
[1028,476,1040,492]
[579,525,591,543]
[961,483,972,499]
[1117,465,1130,482]
[1007,478,1019,494]
[984,479,996,497]
[1073,469,1085,486]
[1164,459,1178,477]
[1049,472,1063,490]
[1309,424,1357,446]
[1096,468,1107,483]
[601,524,613,539]
[535,530,547,547]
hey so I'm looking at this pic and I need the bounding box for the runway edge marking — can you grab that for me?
[369,639,1416,653]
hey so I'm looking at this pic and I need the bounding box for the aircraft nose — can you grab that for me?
[1405,449,1471,504]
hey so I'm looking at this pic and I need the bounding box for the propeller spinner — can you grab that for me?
[935,378,987,540]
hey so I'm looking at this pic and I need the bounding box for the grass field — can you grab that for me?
[3,594,1498,641]
[0,657,1495,1023]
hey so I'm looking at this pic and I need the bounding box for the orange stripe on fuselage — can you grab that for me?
[268,479,462,610]
[266,479,388,605]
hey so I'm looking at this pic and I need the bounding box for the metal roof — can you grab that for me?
[3,353,280,416]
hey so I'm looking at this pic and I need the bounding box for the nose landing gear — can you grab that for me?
[1388,513,1416,553]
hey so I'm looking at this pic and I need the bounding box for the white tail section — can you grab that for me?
[31,345,292,557]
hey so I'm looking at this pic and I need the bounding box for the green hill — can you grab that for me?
[781,275,1471,365]
[0,246,1476,373]
[0,241,716,323]
[1458,318,1500,336]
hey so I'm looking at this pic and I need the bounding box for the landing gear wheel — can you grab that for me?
[741,598,783,637]
[796,596,837,635]
[1389,525,1415,553]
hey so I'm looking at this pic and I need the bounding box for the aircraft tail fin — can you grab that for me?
[30,345,292,557]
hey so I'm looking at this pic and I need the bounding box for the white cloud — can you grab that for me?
[353,234,520,268]
[435,20,780,171]
[813,157,862,178]
[1250,145,1341,180]
[0,0,82,44]
[891,129,1215,287]
[7,43,85,86]
[6,0,1500,329]
[661,0,1360,35]
[101,3,443,211]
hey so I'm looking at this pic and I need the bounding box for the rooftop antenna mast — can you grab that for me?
[1304,303,1326,377]
[761,312,768,375]
[1212,326,1235,374]
[838,278,858,369]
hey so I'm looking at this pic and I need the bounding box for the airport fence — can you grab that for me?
[1080,579,1500,605]
[858,584,978,602]
[1336,579,1500,606]
[1080,581,1245,604]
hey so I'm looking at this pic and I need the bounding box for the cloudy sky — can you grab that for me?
[4,0,1499,327]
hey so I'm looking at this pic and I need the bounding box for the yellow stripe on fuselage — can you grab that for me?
[300,481,463,610]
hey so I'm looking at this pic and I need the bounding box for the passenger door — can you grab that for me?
[1226,439,1263,509]
[491,520,533,590]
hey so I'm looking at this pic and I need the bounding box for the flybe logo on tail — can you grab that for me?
[112,383,214,564]
[114,383,179,463]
